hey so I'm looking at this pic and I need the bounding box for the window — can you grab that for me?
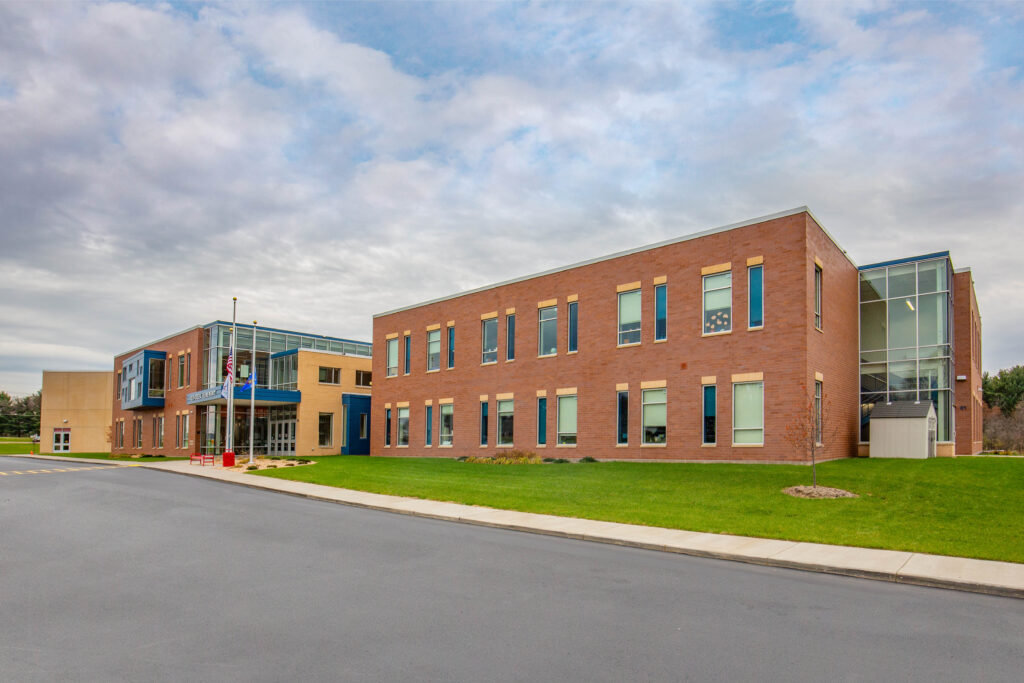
[749,265,764,328]
[186,351,191,386]
[506,315,516,361]
[480,401,489,445]
[148,358,165,398]
[397,407,409,446]
[703,272,732,334]
[116,421,124,449]
[654,285,667,341]
[702,385,716,445]
[355,370,372,387]
[385,408,392,447]
[403,334,411,374]
[386,338,398,377]
[440,404,453,446]
[175,414,181,448]
[568,302,578,352]
[341,406,348,448]
[618,290,641,345]
[814,265,822,329]
[557,395,577,445]
[425,405,433,446]
[318,367,340,384]
[359,413,368,439]
[497,400,514,446]
[447,326,455,369]
[319,413,333,447]
[538,306,557,356]
[426,329,441,371]
[178,355,185,387]
[815,381,823,445]
[537,397,547,445]
[157,416,164,448]
[481,318,498,364]
[642,388,666,444]
[181,413,189,449]
[617,390,628,445]
[733,381,764,445]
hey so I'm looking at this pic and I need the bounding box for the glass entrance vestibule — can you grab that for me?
[197,405,298,456]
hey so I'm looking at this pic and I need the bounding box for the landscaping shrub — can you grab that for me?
[465,450,541,465]
[246,465,258,471]
[578,456,599,463]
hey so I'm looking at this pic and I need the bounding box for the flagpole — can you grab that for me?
[249,320,257,465]
[228,297,237,454]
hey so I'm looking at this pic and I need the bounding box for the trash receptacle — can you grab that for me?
[222,450,235,467]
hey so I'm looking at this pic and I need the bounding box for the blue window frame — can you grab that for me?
[506,314,516,361]
[537,397,547,445]
[447,326,455,369]
[655,284,667,341]
[568,301,578,353]
[480,401,489,445]
[703,385,716,445]
[749,265,764,328]
[403,334,410,374]
[385,408,392,447]
[617,390,628,445]
[425,405,433,446]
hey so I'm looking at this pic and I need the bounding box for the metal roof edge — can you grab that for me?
[858,251,950,271]
[374,206,816,318]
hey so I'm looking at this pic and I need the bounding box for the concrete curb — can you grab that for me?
[6,454,1021,599]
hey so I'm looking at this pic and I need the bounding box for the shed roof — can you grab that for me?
[870,401,935,419]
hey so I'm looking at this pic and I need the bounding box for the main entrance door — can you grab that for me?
[269,419,295,456]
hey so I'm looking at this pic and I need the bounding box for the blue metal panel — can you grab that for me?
[342,393,371,455]
[121,349,166,410]
[269,348,300,359]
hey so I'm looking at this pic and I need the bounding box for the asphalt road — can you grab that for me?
[1,456,1021,682]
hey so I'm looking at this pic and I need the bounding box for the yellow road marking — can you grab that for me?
[0,464,128,477]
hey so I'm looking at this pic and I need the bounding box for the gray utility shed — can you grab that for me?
[869,401,937,459]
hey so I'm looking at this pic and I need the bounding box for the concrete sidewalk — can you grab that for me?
[6,453,1023,598]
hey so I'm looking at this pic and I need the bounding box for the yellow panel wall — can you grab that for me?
[295,351,372,457]
[40,371,114,453]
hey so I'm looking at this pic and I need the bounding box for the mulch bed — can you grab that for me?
[783,485,859,499]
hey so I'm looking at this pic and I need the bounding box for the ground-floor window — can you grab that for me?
[425,405,433,446]
[733,381,764,445]
[642,389,666,444]
[440,404,453,445]
[397,407,409,446]
[385,408,392,447]
[480,401,489,446]
[557,394,577,445]
[497,399,513,445]
[360,413,369,440]
[181,413,189,449]
[537,397,547,445]
[617,390,628,445]
[702,385,716,445]
[319,412,333,447]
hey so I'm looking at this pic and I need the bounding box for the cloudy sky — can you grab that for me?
[1,1,1021,396]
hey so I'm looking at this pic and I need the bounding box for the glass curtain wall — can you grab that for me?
[199,405,270,455]
[859,257,953,442]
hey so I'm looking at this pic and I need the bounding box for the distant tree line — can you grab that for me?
[0,391,41,437]
[982,366,1024,452]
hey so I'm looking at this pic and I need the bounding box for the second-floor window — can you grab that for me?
[386,338,398,377]
[538,306,557,356]
[318,367,340,384]
[426,329,441,371]
[355,370,372,387]
[703,271,732,334]
[618,290,641,345]
[749,265,764,328]
[481,318,498,364]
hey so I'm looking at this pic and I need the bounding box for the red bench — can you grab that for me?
[190,453,215,466]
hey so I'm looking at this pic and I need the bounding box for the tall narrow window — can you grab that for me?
[702,385,716,445]
[814,380,823,445]
[447,326,455,369]
[617,390,628,445]
[440,404,453,446]
[642,389,666,444]
[397,407,409,446]
[814,265,823,330]
[568,302,578,352]
[538,306,557,356]
[386,338,398,377]
[703,272,732,334]
[480,401,489,445]
[506,315,516,361]
[497,400,514,446]
[385,408,392,446]
[319,413,334,447]
[157,416,164,448]
[733,381,764,445]
[557,394,577,445]
[178,355,185,387]
[359,413,369,439]
[481,318,498,364]
[426,329,441,371]
[654,285,667,341]
[403,334,411,374]
[749,265,764,328]
[175,414,181,448]
[425,405,433,446]
[537,397,547,445]
[618,290,641,345]
[186,352,191,386]
[181,414,189,449]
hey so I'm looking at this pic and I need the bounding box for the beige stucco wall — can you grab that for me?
[295,350,372,456]
[40,371,114,453]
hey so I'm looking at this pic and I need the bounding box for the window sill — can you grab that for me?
[641,443,667,448]
[479,444,488,448]
[355,385,372,389]
[733,443,764,448]
[747,326,764,332]
[555,444,577,448]
[615,443,628,448]
[385,374,397,379]
[537,354,557,359]
[653,339,667,344]
[505,358,515,363]
[815,326,823,334]
[536,444,546,448]
[438,444,452,448]
[424,445,432,448]
[480,361,497,367]
[567,350,578,355]
[318,382,341,386]
[425,369,440,374]
[701,443,716,447]
[496,444,514,449]
[617,342,641,349]
[702,330,732,337]
[396,445,408,448]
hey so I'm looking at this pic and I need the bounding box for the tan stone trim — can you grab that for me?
[479,394,489,401]
[403,329,411,336]
[746,256,764,266]
[426,323,441,331]
[615,383,628,391]
[424,399,433,406]
[701,375,717,385]
[535,389,547,397]
[616,281,641,293]
[396,401,409,408]
[505,307,516,315]
[701,262,731,276]
[178,351,185,356]
[385,333,399,340]
[814,256,823,268]
[566,294,579,303]
[537,298,557,308]
[733,443,764,448]
[496,392,514,400]
[480,311,498,320]
[384,403,391,409]
[438,398,454,405]
[640,380,667,389]
[731,372,764,382]
[556,387,577,396]
[814,371,824,382]
[446,320,455,327]
[653,275,667,285]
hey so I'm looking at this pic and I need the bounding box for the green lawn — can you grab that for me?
[255,456,1024,563]
[0,442,35,454]
[0,436,34,442]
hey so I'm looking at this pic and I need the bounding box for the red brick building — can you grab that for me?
[371,208,981,462]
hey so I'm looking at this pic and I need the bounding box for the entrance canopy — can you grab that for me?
[186,387,301,407]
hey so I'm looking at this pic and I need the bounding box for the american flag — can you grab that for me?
[220,351,233,399]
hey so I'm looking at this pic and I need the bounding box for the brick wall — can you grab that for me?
[953,270,983,454]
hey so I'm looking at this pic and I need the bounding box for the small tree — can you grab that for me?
[784,387,839,488]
